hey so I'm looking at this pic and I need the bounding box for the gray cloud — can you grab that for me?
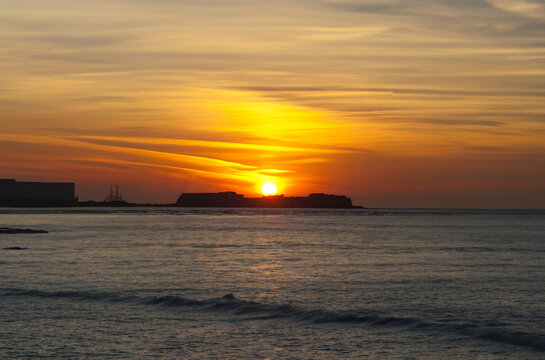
[234,86,545,98]
[31,34,134,48]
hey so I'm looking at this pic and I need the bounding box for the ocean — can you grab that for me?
[1,208,544,359]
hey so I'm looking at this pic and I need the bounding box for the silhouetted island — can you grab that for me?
[0,227,48,234]
[176,192,362,208]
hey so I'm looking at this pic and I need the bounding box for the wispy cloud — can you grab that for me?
[487,0,545,18]
[1,0,545,206]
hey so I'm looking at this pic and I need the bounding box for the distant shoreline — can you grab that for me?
[0,198,364,209]
[0,198,171,208]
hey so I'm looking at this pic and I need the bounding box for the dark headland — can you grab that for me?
[0,178,363,208]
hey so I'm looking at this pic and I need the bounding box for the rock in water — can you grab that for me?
[3,246,29,250]
[0,227,48,234]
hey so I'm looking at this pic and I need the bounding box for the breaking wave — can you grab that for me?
[2,288,544,351]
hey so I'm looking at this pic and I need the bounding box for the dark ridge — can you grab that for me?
[76,200,173,207]
[0,197,174,207]
[2,246,29,250]
[1,288,544,351]
[0,227,48,234]
[0,197,78,207]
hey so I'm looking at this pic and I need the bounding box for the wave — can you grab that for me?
[436,246,544,253]
[2,288,544,351]
[185,243,242,249]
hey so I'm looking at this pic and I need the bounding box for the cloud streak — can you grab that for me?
[487,0,545,18]
[1,0,544,206]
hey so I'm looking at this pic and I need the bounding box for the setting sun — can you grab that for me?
[261,183,277,196]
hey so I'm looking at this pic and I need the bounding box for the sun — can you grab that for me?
[261,183,277,196]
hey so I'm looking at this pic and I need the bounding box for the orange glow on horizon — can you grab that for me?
[1,1,545,207]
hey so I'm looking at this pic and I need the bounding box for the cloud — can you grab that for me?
[234,86,545,98]
[488,0,545,18]
[1,0,545,206]
[317,0,403,14]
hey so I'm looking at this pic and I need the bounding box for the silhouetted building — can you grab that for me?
[0,179,76,201]
[176,192,358,208]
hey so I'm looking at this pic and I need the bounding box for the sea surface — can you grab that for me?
[1,208,544,359]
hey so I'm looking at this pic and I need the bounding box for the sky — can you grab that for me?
[1,0,544,207]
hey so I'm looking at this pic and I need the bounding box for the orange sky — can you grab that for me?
[1,0,544,207]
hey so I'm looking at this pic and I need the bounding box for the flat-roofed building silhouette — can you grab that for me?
[0,179,76,201]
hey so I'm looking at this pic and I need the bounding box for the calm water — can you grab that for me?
[1,208,544,359]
